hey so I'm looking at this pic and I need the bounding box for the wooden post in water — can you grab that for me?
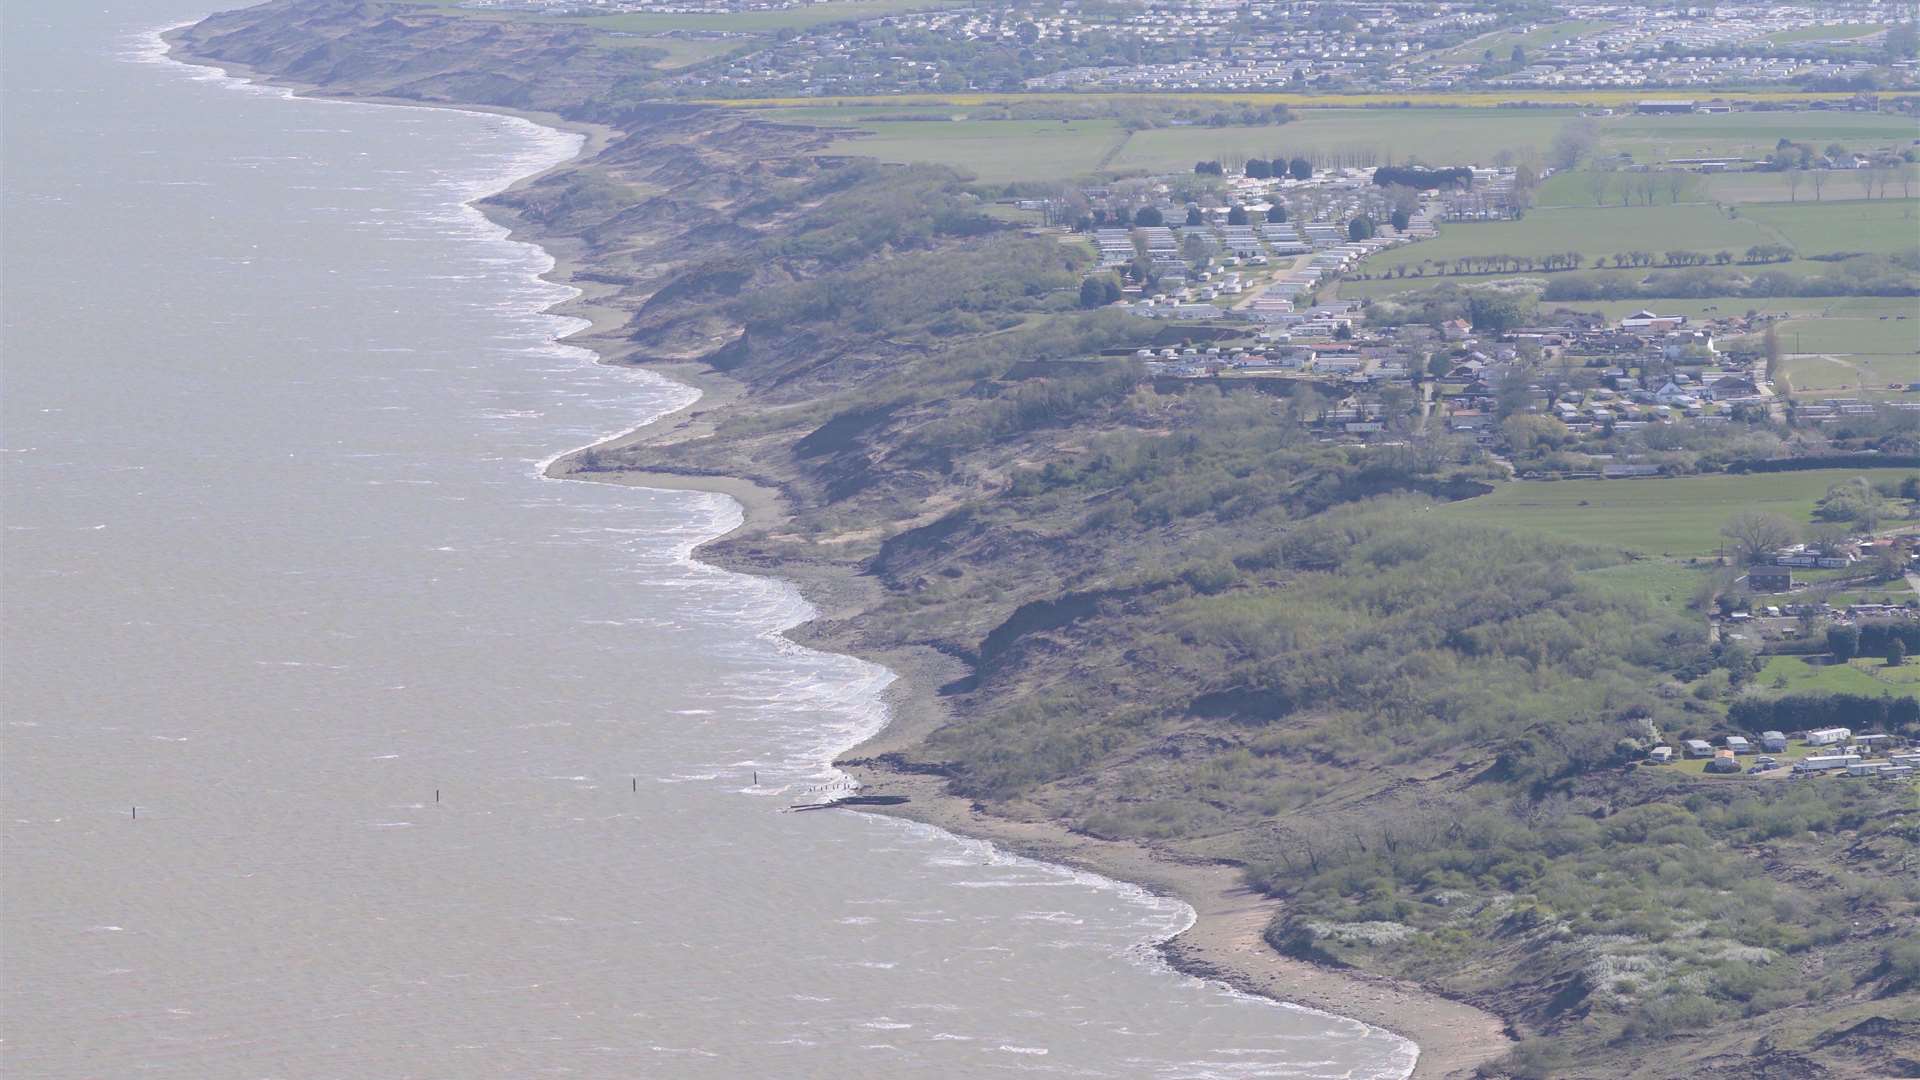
[131,806,136,820]
[632,777,637,792]
[435,790,440,804]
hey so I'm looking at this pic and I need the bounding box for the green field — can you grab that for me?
[1578,559,1712,615]
[1763,22,1885,45]
[1594,112,1919,167]
[1741,198,1920,256]
[1432,20,1613,63]
[1780,351,1920,400]
[1439,468,1920,555]
[822,117,1127,182]
[1759,654,1920,697]
[599,33,745,69]
[1106,108,1579,173]
[1363,203,1773,275]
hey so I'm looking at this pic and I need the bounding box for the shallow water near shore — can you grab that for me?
[0,3,1413,1077]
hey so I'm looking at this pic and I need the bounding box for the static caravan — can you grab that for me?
[1795,754,1861,773]
[1806,727,1852,747]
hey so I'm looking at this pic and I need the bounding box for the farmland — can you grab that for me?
[1363,203,1775,274]
[1104,108,1577,173]
[1435,468,1920,555]
[1759,654,1920,698]
[818,116,1127,182]
[1742,198,1920,256]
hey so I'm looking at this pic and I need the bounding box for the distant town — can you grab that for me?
[455,0,1917,97]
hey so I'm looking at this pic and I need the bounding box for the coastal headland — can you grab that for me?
[170,3,1920,1077]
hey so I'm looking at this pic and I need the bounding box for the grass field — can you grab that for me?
[1759,654,1920,697]
[1578,559,1712,615]
[1763,22,1885,45]
[1779,351,1920,399]
[821,117,1127,182]
[599,33,745,69]
[1362,203,1773,275]
[1432,20,1614,63]
[1438,468,1920,555]
[1741,198,1920,256]
[1594,112,1920,167]
[1105,108,1578,173]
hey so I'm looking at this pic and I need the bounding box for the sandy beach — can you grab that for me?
[162,30,1513,1077]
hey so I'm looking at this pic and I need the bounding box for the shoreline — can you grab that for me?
[160,26,1510,1078]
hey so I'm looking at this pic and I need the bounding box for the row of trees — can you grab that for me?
[1578,168,1700,207]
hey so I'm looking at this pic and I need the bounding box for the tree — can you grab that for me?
[1194,160,1223,176]
[1390,207,1411,232]
[1227,204,1249,225]
[1549,118,1600,171]
[1721,511,1797,565]
[1810,170,1826,201]
[1185,205,1203,226]
[1288,157,1312,181]
[1133,206,1163,227]
[1245,158,1272,179]
[1583,169,1613,207]
[1786,169,1803,202]
[1079,276,1115,308]
[1892,637,1910,667]
[1467,291,1534,333]
[1510,44,1526,64]
[1346,215,1376,241]
[1829,624,1860,662]
[1266,203,1288,223]
[1888,22,1920,60]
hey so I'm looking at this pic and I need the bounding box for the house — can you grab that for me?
[1683,739,1714,759]
[1806,727,1852,747]
[1748,566,1793,592]
[1724,735,1752,755]
[1760,730,1789,753]
[1648,745,1674,764]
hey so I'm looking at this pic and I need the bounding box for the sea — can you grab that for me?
[0,3,1413,1076]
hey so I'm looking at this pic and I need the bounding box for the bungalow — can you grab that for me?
[1648,745,1674,764]
[1683,739,1715,759]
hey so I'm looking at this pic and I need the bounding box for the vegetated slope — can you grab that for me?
[173,8,1920,1077]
